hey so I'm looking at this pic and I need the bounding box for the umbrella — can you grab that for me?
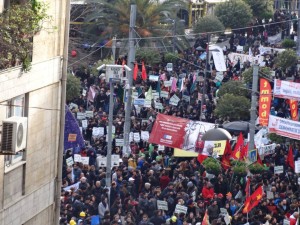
[201,128,232,141]
[222,121,250,133]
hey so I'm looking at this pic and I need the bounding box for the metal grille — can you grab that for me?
[1,123,14,153]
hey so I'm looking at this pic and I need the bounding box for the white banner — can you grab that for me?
[169,94,180,106]
[268,33,281,45]
[274,165,284,174]
[157,200,168,211]
[174,204,188,214]
[228,53,263,66]
[258,143,276,156]
[273,79,300,101]
[268,115,300,140]
[211,46,227,71]
[141,131,150,141]
[295,160,300,173]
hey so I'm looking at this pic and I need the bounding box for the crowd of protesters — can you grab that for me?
[60,15,300,225]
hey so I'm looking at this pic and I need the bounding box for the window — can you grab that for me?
[4,94,28,167]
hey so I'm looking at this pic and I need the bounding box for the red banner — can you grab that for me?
[148,114,215,151]
[289,100,298,121]
[259,78,272,126]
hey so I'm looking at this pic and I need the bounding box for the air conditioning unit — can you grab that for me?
[1,116,28,155]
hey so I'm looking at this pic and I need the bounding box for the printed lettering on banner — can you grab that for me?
[66,157,74,167]
[134,98,145,106]
[268,115,300,140]
[133,132,141,142]
[164,80,172,87]
[174,204,188,214]
[157,200,168,211]
[267,191,274,199]
[144,99,152,108]
[68,134,77,142]
[273,79,300,101]
[112,155,120,167]
[169,95,180,106]
[160,91,169,98]
[158,145,165,151]
[97,156,107,167]
[82,120,88,129]
[115,139,124,146]
[81,157,89,165]
[236,45,243,52]
[86,111,93,118]
[106,126,115,134]
[141,131,150,141]
[258,143,276,156]
[77,112,86,120]
[155,102,164,110]
[295,160,300,173]
[274,165,284,174]
[182,95,190,102]
[74,154,82,162]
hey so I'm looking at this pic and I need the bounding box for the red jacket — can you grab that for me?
[160,175,170,190]
[202,186,214,199]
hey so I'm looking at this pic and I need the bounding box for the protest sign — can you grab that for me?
[134,98,145,106]
[182,95,190,102]
[155,102,164,110]
[112,155,120,167]
[295,160,300,173]
[81,157,89,165]
[169,95,180,106]
[77,112,86,120]
[220,208,228,215]
[273,79,300,101]
[160,91,169,98]
[63,182,80,192]
[66,157,74,167]
[157,200,168,211]
[82,120,88,129]
[258,143,276,156]
[141,131,150,141]
[268,33,281,44]
[274,165,284,174]
[68,134,77,142]
[92,127,104,137]
[158,145,165,151]
[82,89,87,96]
[149,75,159,81]
[210,45,227,71]
[174,204,188,214]
[74,154,82,162]
[97,156,107,167]
[268,115,300,140]
[116,139,124,147]
[164,80,172,87]
[283,219,290,225]
[86,111,93,118]
[133,132,141,142]
[215,72,224,81]
[152,92,159,100]
[267,191,274,199]
[166,63,173,71]
[144,99,152,108]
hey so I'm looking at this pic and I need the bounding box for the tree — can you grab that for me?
[275,49,298,71]
[193,15,225,34]
[135,49,162,66]
[84,0,189,50]
[243,0,273,20]
[242,67,272,84]
[215,0,253,29]
[66,74,81,102]
[215,94,250,120]
[218,81,249,98]
[163,52,179,63]
[281,39,296,49]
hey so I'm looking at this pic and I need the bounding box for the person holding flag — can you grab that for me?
[243,186,264,214]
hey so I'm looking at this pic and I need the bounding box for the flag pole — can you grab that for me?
[234,203,244,216]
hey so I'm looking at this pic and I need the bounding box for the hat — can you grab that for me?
[69,219,77,225]
[218,193,223,198]
[79,211,86,217]
[129,177,135,181]
[226,192,232,197]
[187,181,194,188]
[171,216,177,222]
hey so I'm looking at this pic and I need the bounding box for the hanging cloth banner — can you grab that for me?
[268,115,300,140]
[259,78,272,126]
[274,79,300,101]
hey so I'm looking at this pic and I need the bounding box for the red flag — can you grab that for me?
[286,145,295,170]
[256,152,263,165]
[133,62,138,81]
[197,154,208,163]
[141,61,147,80]
[240,143,248,161]
[243,186,263,213]
[202,210,209,225]
[221,140,232,170]
[245,177,251,198]
[231,133,244,160]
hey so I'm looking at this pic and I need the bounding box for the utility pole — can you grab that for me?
[200,33,210,121]
[249,64,259,152]
[123,5,136,155]
[297,5,300,56]
[112,36,116,62]
[173,19,176,52]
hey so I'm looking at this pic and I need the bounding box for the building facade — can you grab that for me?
[0,0,68,224]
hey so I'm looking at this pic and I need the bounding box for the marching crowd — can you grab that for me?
[60,20,300,225]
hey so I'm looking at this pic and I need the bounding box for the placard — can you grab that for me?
[152,92,160,100]
[169,94,180,106]
[157,200,168,211]
[215,72,224,81]
[295,160,300,173]
[93,127,104,137]
[134,98,145,106]
[160,91,169,98]
[155,102,164,110]
[82,120,88,129]
[77,112,86,120]
[164,80,172,87]
[182,95,190,102]
[68,134,77,142]
[268,115,300,140]
[74,154,82,162]
[82,89,87,96]
[144,99,152,108]
[166,63,173,72]
[267,191,274,199]
[86,111,94,118]
[158,145,165,151]
[115,139,124,146]
[66,157,74,167]
[133,132,141,142]
[81,157,89,165]
[129,132,134,142]
[174,204,188,214]
[283,219,290,225]
[141,131,150,141]
[106,125,115,134]
[220,208,228,215]
[274,165,284,174]
[237,45,243,52]
[149,75,159,81]
[224,214,230,225]
[97,156,107,167]
[112,155,120,167]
